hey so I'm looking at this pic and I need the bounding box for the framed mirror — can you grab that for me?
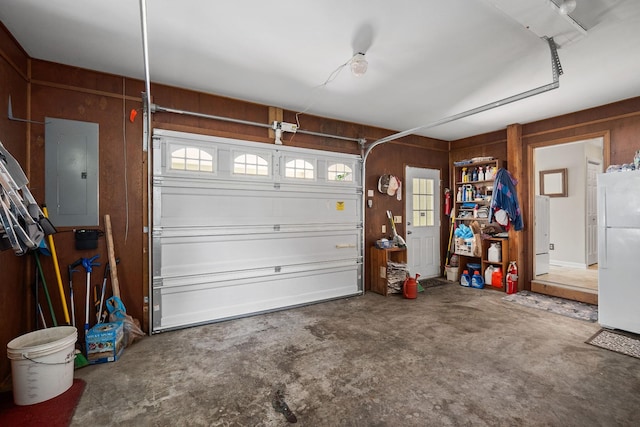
[539,168,567,197]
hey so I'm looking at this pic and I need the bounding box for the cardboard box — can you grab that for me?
[86,322,124,364]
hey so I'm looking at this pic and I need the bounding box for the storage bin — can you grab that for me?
[454,237,473,256]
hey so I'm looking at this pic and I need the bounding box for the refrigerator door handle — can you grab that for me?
[598,187,607,269]
[598,187,606,227]
[601,227,607,269]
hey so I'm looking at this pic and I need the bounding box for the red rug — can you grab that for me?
[0,378,86,427]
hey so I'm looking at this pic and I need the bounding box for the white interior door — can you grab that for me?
[535,195,550,275]
[405,166,440,278]
[586,159,600,266]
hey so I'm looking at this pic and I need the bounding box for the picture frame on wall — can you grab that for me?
[539,168,568,197]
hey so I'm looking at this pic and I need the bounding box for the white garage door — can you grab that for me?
[152,130,363,331]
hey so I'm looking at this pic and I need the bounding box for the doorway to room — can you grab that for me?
[530,134,607,304]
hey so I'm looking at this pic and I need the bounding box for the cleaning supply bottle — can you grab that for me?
[457,187,462,202]
[491,266,503,288]
[488,242,501,262]
[471,271,484,289]
[460,269,471,287]
[471,168,478,182]
[484,265,494,285]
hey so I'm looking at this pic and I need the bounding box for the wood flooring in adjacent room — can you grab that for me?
[532,264,598,305]
[535,264,598,291]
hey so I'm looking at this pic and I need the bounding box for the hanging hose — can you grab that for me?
[42,205,71,324]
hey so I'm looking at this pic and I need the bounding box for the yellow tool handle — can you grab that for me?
[42,206,71,324]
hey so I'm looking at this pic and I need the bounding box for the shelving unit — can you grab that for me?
[481,237,509,291]
[452,159,503,225]
[451,158,508,291]
[370,246,407,296]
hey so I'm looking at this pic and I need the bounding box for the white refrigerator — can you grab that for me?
[597,170,640,334]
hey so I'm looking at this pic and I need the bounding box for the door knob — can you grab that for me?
[407,230,413,234]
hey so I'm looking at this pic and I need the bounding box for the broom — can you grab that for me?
[386,210,406,248]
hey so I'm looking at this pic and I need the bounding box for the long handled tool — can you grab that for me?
[386,210,406,248]
[34,260,46,328]
[33,251,57,326]
[96,259,119,324]
[104,215,121,298]
[42,205,70,325]
[81,255,100,335]
[445,214,456,267]
[68,258,83,328]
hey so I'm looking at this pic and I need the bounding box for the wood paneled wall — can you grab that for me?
[364,137,450,286]
[3,20,640,384]
[518,97,640,287]
[0,23,30,383]
[451,96,640,290]
[1,20,451,383]
[148,83,451,289]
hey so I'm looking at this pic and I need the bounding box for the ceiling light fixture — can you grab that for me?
[559,0,577,15]
[350,52,368,77]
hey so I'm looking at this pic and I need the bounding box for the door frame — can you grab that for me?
[404,165,441,278]
[526,130,609,304]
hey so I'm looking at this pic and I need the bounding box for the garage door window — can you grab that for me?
[327,163,353,182]
[233,153,270,176]
[171,146,215,172]
[285,158,315,180]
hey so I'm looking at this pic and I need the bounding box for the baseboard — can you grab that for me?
[531,280,598,305]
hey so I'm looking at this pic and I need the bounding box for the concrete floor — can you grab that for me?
[72,283,640,426]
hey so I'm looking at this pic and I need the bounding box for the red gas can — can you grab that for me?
[403,274,420,299]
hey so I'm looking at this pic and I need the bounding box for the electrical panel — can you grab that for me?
[45,117,99,227]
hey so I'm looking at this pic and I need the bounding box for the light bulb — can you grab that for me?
[350,53,368,77]
[559,0,576,15]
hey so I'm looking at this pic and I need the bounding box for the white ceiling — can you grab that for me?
[1,0,639,141]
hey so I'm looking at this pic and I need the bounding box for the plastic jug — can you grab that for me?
[488,242,501,262]
[491,267,503,288]
[484,266,494,285]
[471,271,485,289]
[460,270,471,287]
[403,273,420,299]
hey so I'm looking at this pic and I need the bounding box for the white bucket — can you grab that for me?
[6,326,77,405]
[445,266,459,282]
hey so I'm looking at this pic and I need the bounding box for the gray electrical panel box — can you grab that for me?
[45,117,99,227]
